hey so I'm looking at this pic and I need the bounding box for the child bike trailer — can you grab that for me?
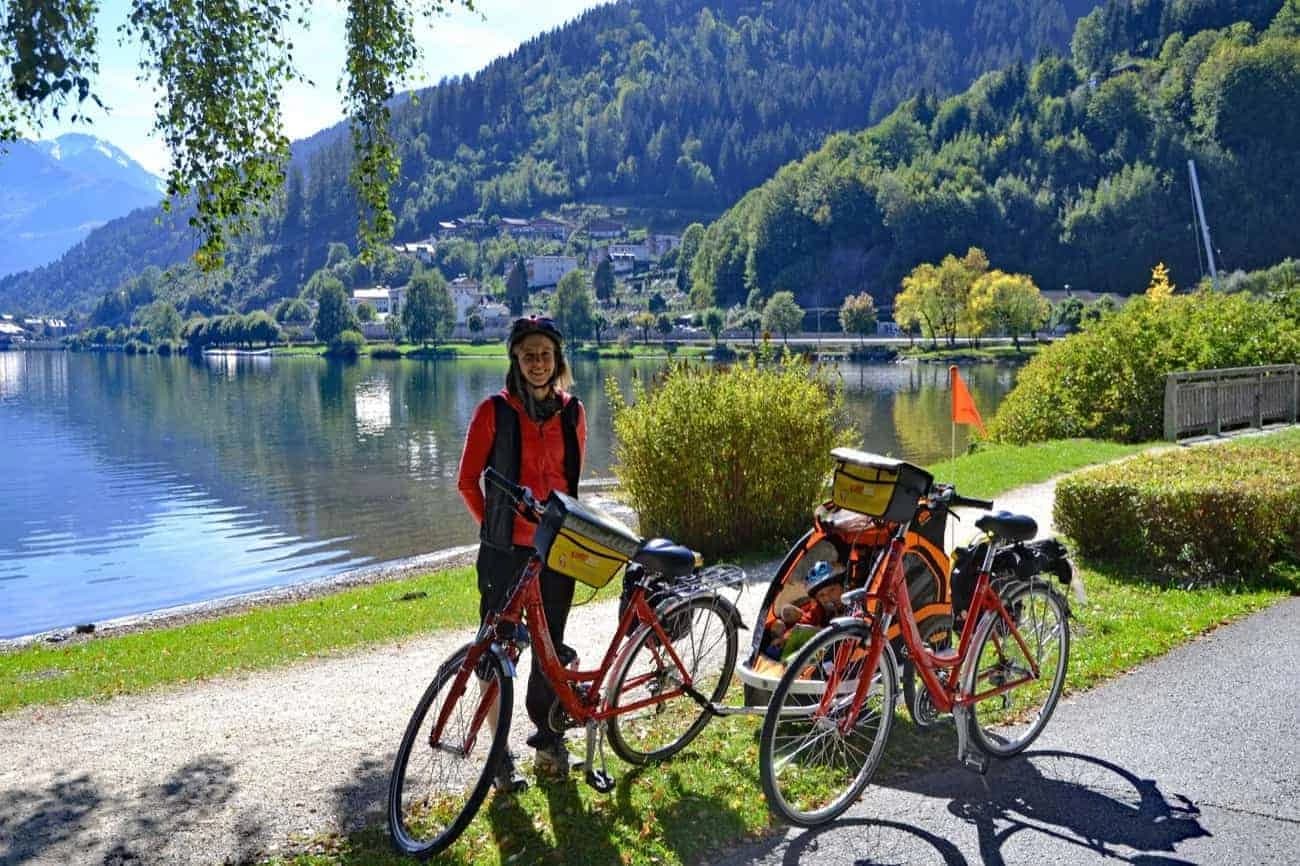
[736,498,955,716]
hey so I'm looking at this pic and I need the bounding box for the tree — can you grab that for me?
[762,291,804,345]
[728,306,762,345]
[506,259,528,316]
[384,311,404,343]
[1051,296,1084,333]
[593,257,615,302]
[467,310,484,339]
[2,0,476,265]
[967,270,1050,349]
[1146,262,1175,299]
[656,313,673,345]
[315,281,355,344]
[355,302,377,323]
[703,307,725,347]
[275,298,312,324]
[632,311,657,345]
[838,293,877,344]
[895,248,989,347]
[592,312,609,346]
[552,269,595,341]
[245,310,282,347]
[135,300,183,344]
[648,291,667,314]
[403,269,454,347]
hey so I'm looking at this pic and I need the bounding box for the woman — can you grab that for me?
[456,315,587,789]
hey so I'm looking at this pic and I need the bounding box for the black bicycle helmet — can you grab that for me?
[508,315,564,352]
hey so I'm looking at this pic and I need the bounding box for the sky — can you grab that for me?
[24,0,609,176]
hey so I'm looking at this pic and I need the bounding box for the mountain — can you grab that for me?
[0,0,1099,316]
[687,0,1299,307]
[0,134,163,279]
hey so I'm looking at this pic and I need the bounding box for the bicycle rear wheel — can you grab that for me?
[758,621,896,827]
[964,581,1069,757]
[388,644,512,858]
[606,594,739,764]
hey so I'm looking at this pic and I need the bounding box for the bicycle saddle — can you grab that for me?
[633,538,696,577]
[975,511,1038,543]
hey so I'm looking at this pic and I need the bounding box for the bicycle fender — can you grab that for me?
[488,641,518,678]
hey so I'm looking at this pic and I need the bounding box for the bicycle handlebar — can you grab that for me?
[927,483,993,511]
[483,467,543,521]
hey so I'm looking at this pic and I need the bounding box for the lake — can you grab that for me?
[0,350,1019,638]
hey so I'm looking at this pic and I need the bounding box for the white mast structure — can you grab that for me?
[1188,159,1219,290]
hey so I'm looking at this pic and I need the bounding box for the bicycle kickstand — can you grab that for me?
[953,705,989,775]
[577,720,616,793]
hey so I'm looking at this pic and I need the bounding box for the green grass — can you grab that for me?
[258,561,1294,866]
[0,566,632,714]
[927,438,1151,499]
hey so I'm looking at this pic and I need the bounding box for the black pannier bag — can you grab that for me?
[949,536,1074,624]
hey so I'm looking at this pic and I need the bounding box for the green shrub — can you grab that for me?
[326,329,365,358]
[1055,440,1300,583]
[989,290,1300,443]
[606,354,855,558]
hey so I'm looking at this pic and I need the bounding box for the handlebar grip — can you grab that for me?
[483,467,526,502]
[950,494,994,510]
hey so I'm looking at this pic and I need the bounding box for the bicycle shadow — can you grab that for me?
[883,748,1209,865]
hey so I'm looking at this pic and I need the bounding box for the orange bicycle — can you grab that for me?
[758,448,1077,826]
[388,468,743,858]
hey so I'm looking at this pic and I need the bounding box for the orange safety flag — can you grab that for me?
[949,365,986,435]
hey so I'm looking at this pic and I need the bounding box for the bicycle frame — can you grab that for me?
[823,523,1042,735]
[428,554,703,750]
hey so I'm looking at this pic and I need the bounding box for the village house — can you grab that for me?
[448,276,483,324]
[586,219,625,239]
[349,286,406,319]
[525,255,579,289]
[391,240,436,265]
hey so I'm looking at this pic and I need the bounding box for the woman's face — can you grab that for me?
[514,333,558,391]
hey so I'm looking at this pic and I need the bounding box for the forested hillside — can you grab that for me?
[0,0,1095,315]
[687,0,1299,310]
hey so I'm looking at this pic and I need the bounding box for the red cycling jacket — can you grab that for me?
[456,388,588,547]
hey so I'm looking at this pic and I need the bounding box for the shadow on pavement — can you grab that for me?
[0,756,255,866]
[889,749,1209,865]
[0,773,104,865]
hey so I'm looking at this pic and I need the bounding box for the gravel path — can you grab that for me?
[0,483,1065,866]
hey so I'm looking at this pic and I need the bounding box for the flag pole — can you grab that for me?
[949,365,957,461]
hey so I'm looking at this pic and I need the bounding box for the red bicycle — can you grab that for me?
[758,449,1076,827]
[388,468,743,858]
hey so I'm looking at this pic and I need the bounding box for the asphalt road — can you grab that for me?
[711,595,1300,866]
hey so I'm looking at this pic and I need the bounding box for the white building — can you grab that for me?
[350,286,406,318]
[391,241,436,265]
[448,276,483,324]
[525,255,579,289]
[606,242,651,262]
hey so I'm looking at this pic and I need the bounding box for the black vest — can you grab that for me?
[481,393,582,550]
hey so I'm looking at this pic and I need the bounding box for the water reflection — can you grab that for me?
[0,351,1016,637]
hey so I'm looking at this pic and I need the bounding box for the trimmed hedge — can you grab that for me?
[607,355,855,558]
[1055,438,1300,583]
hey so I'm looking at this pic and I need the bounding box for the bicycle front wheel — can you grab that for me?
[964,581,1069,757]
[388,644,512,858]
[758,621,896,827]
[606,594,739,764]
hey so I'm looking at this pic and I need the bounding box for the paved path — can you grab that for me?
[0,475,1088,866]
[712,595,1300,866]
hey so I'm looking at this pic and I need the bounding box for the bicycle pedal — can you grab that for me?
[584,768,616,793]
